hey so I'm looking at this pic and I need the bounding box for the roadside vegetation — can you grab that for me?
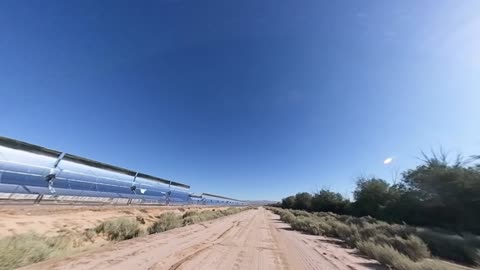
[0,207,249,270]
[148,207,247,233]
[271,151,480,269]
[95,217,145,240]
[0,231,91,270]
[269,207,478,270]
[278,152,480,234]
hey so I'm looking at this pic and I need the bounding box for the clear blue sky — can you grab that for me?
[1,1,479,201]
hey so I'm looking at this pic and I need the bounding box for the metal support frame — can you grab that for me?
[34,194,44,204]
[131,172,138,193]
[165,181,172,205]
[46,152,65,194]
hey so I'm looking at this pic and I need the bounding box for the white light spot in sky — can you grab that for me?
[383,157,393,165]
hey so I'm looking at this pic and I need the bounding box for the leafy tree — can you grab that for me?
[353,177,391,217]
[311,189,350,214]
[281,196,295,209]
[293,192,312,210]
[400,152,480,232]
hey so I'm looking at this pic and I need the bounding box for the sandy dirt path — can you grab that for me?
[21,208,383,270]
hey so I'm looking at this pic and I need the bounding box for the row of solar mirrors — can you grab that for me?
[0,136,245,206]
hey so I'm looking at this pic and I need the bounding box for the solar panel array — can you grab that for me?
[0,137,245,206]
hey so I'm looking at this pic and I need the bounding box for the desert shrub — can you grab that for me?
[314,212,337,219]
[357,240,413,270]
[182,214,204,225]
[417,229,480,265]
[340,215,367,227]
[219,207,243,216]
[0,232,75,270]
[148,212,183,234]
[136,216,146,224]
[321,219,346,238]
[290,216,322,235]
[290,209,311,217]
[83,228,96,242]
[395,235,430,261]
[182,210,219,225]
[357,241,465,270]
[330,223,360,247]
[182,211,203,225]
[278,211,297,224]
[382,224,417,238]
[95,217,144,241]
[357,223,380,239]
[331,222,350,238]
[372,234,430,261]
[182,207,246,226]
[269,207,476,268]
[182,210,198,218]
[316,221,334,236]
[357,222,416,241]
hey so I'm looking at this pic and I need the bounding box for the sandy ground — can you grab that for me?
[0,204,222,237]
[21,208,384,270]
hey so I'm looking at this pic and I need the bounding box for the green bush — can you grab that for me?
[95,217,144,241]
[148,212,183,234]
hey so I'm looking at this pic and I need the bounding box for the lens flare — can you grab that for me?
[383,157,393,165]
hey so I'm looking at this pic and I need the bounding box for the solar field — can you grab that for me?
[0,137,244,206]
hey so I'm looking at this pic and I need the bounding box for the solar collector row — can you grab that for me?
[0,136,243,205]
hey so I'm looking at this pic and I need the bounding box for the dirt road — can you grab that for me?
[21,208,383,270]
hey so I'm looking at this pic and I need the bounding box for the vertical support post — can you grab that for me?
[130,172,138,194]
[34,194,44,204]
[165,181,172,206]
[46,152,65,194]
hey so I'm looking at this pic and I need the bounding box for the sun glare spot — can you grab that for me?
[383,157,393,165]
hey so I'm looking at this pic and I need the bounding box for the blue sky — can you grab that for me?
[1,1,479,200]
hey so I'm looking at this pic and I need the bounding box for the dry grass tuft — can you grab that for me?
[0,232,78,270]
[148,212,183,234]
[95,217,144,241]
[357,241,467,270]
